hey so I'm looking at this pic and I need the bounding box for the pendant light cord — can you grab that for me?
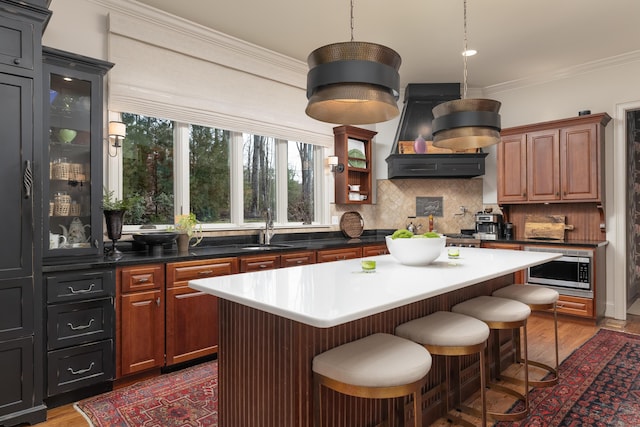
[350,0,355,41]
[463,0,468,99]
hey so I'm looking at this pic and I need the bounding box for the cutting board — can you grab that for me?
[524,214,574,240]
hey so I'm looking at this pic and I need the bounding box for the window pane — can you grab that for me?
[243,134,275,222]
[121,113,174,225]
[189,125,231,223]
[287,141,315,223]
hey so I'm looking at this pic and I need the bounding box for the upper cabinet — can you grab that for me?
[42,47,113,258]
[498,113,611,205]
[333,125,376,205]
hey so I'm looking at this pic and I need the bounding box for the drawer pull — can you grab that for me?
[198,270,214,275]
[67,318,95,331]
[68,362,95,376]
[136,277,150,283]
[68,283,95,294]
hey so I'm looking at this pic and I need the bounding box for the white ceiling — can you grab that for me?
[134,0,640,91]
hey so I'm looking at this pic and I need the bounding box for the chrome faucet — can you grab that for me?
[262,208,274,245]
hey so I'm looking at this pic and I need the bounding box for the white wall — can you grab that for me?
[44,0,638,319]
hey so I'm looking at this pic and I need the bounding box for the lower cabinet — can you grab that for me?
[117,264,165,378]
[316,247,363,263]
[44,268,115,401]
[165,258,238,366]
[362,243,389,257]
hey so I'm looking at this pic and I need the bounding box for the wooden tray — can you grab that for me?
[524,214,574,240]
[340,211,364,238]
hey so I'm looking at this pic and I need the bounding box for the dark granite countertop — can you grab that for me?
[484,238,608,248]
[41,229,607,273]
[42,229,394,272]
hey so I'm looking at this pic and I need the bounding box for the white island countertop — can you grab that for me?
[189,247,560,328]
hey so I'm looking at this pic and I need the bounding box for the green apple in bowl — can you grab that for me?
[58,128,77,144]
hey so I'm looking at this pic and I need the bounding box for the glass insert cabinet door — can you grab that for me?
[43,47,113,258]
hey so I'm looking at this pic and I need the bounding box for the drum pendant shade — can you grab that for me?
[432,98,502,151]
[431,0,502,150]
[305,41,401,125]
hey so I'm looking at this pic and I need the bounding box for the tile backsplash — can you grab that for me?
[331,178,483,234]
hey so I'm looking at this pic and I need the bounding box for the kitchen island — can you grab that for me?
[189,247,559,426]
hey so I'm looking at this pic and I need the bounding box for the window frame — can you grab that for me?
[109,114,331,232]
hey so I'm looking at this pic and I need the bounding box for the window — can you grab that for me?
[118,112,321,227]
[121,113,174,225]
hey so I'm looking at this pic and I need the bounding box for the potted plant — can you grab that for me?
[103,188,129,258]
[173,213,203,252]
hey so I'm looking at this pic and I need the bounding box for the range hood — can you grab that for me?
[386,83,488,178]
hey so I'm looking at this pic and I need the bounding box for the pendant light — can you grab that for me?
[305,0,401,125]
[432,0,501,151]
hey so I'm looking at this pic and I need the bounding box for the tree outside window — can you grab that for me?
[116,112,318,226]
[121,113,174,225]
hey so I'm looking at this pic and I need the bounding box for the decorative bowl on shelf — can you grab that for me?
[385,235,446,266]
[58,128,77,144]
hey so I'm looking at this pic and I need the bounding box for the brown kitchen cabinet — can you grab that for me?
[498,113,611,205]
[316,247,363,263]
[333,125,376,205]
[362,243,389,257]
[165,258,238,366]
[280,250,316,267]
[239,254,281,272]
[116,264,165,378]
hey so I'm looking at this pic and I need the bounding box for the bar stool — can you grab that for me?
[395,311,490,427]
[452,296,531,422]
[492,284,560,387]
[312,333,432,427]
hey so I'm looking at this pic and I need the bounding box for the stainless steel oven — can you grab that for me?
[524,246,593,298]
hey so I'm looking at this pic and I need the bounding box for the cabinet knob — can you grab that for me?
[13,58,21,65]
[156,297,160,306]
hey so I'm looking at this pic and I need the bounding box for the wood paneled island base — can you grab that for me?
[217,275,514,427]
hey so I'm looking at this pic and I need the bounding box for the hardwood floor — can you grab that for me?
[27,313,640,427]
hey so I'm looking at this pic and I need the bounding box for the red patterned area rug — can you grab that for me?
[75,361,218,426]
[495,328,640,427]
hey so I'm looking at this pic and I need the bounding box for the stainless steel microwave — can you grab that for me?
[524,246,593,298]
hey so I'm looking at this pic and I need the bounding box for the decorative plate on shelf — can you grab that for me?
[340,211,364,238]
[347,149,366,168]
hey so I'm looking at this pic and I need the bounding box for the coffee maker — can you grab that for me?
[474,212,504,240]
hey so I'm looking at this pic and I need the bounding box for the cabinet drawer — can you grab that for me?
[240,254,281,272]
[0,14,34,73]
[316,247,362,263]
[47,340,113,397]
[47,270,114,303]
[167,258,238,286]
[280,251,316,268]
[120,264,164,293]
[47,299,113,350]
[362,244,389,257]
[556,295,594,318]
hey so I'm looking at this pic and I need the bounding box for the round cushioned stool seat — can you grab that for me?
[313,333,432,388]
[396,311,490,347]
[493,284,559,306]
[452,295,531,323]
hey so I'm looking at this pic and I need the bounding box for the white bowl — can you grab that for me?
[385,235,446,266]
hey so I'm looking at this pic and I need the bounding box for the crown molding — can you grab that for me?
[485,50,640,95]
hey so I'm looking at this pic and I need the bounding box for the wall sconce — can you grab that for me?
[107,121,126,158]
[327,155,344,173]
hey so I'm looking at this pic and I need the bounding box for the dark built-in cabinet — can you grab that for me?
[42,47,114,259]
[0,1,50,425]
[41,49,115,406]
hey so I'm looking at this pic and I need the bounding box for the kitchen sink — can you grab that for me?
[238,243,293,251]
